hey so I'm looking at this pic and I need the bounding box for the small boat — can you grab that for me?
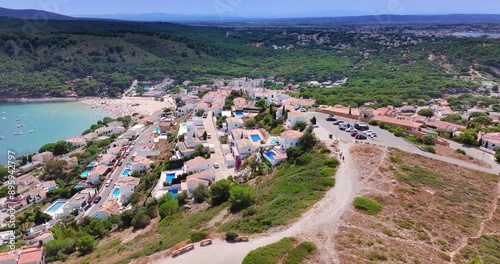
[21,114,26,117]
[17,124,24,128]
[16,119,20,121]
[13,132,22,136]
[29,130,34,133]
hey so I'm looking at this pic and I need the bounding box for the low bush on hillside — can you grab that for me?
[353,197,382,215]
[243,237,316,264]
[190,232,208,242]
[455,149,466,155]
[422,145,436,154]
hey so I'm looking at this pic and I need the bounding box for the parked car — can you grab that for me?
[351,132,358,137]
[117,160,123,166]
[213,162,219,169]
[354,122,370,131]
[299,108,307,112]
[367,132,377,138]
[202,113,208,118]
[326,115,337,121]
[93,196,101,204]
[339,125,347,131]
[346,127,357,133]
[333,120,344,125]
[105,179,112,187]
[355,134,367,140]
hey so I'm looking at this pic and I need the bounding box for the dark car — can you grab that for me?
[93,196,102,204]
[117,160,123,166]
[351,132,358,137]
[355,134,367,140]
[333,120,344,125]
[326,116,337,121]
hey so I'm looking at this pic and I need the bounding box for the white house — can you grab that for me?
[481,132,500,150]
[115,177,140,203]
[31,152,54,164]
[111,126,126,134]
[280,130,304,150]
[187,169,216,183]
[226,117,244,132]
[99,154,116,166]
[66,137,87,147]
[107,146,122,155]
[210,102,224,116]
[184,157,214,174]
[95,127,114,135]
[94,199,120,220]
[236,139,258,158]
[83,132,98,141]
[286,111,308,127]
[184,178,210,197]
[87,165,109,184]
[130,157,151,172]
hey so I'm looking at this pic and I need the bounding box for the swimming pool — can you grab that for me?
[165,173,176,183]
[264,151,277,161]
[74,183,85,189]
[45,201,66,213]
[93,213,100,219]
[112,188,120,197]
[270,138,279,144]
[155,127,161,133]
[122,168,132,176]
[235,112,244,117]
[80,170,90,178]
[87,162,98,168]
[250,134,262,142]
[168,189,179,197]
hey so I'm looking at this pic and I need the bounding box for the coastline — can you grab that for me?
[0,96,176,118]
[0,97,79,103]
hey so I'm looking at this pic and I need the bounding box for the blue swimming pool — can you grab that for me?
[169,189,179,197]
[93,213,100,219]
[235,112,244,117]
[155,127,161,133]
[80,170,90,178]
[87,162,98,168]
[74,183,85,189]
[264,151,277,161]
[165,173,176,183]
[112,188,120,197]
[270,138,279,144]
[122,168,132,177]
[250,134,262,142]
[46,201,66,213]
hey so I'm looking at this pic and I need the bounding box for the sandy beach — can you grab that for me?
[81,96,176,117]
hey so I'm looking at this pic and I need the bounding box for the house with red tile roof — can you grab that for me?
[372,116,422,131]
[184,157,214,174]
[88,165,109,183]
[286,111,308,127]
[95,199,120,220]
[66,136,87,147]
[280,130,304,150]
[17,245,45,264]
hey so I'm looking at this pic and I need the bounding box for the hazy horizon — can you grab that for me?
[1,0,499,19]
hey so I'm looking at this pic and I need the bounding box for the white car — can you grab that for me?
[365,131,377,137]
[105,179,112,187]
[213,162,219,169]
[346,127,357,133]
[364,130,375,134]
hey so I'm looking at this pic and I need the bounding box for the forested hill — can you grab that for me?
[0,7,73,20]
[0,17,497,108]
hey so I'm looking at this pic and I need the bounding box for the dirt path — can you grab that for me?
[448,180,500,262]
[151,140,362,264]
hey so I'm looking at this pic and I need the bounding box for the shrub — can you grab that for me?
[367,251,388,261]
[190,232,208,242]
[225,232,239,241]
[242,206,257,217]
[209,179,232,206]
[296,155,312,165]
[455,149,466,155]
[320,167,335,176]
[193,184,209,203]
[353,197,381,215]
[368,120,379,126]
[322,158,339,168]
[422,145,436,154]
[319,148,331,154]
[158,200,179,218]
[77,235,95,255]
[417,109,434,117]
[229,185,255,212]
[421,133,437,145]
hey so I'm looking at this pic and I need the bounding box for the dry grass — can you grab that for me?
[434,145,491,168]
[335,148,499,263]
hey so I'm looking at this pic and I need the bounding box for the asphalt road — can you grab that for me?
[309,112,499,173]
[82,125,155,218]
[204,111,233,180]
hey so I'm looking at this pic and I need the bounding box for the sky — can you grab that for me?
[1,0,499,17]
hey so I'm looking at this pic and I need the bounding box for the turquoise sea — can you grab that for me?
[0,101,114,164]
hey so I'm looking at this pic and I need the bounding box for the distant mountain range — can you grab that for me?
[0,7,499,24]
[0,7,73,20]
